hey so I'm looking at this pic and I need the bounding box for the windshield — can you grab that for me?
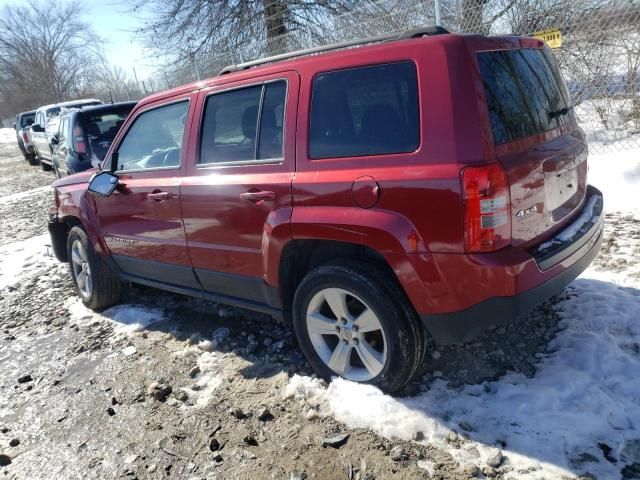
[478,48,572,144]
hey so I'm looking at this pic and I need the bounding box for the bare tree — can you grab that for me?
[128,0,356,71]
[0,0,103,118]
[92,64,144,103]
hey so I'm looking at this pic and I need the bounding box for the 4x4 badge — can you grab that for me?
[516,205,539,217]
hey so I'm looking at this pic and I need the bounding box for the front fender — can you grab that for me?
[57,185,107,256]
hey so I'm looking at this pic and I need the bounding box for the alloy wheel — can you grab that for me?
[71,239,92,298]
[306,287,387,382]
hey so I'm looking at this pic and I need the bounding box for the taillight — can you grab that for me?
[22,131,29,143]
[73,124,86,154]
[461,163,511,253]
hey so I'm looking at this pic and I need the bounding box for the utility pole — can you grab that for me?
[434,0,442,27]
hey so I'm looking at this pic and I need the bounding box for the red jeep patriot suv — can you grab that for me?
[48,28,604,392]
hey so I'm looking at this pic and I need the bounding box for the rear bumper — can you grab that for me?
[421,224,602,344]
[401,186,604,344]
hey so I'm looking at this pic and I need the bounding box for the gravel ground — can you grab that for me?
[0,134,632,480]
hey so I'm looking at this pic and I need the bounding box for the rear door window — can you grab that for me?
[478,48,572,144]
[309,62,419,159]
[199,80,287,164]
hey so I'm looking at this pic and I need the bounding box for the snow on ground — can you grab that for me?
[67,298,166,335]
[589,146,640,216]
[67,298,229,408]
[0,185,49,204]
[286,268,640,479]
[0,234,55,289]
[0,128,15,145]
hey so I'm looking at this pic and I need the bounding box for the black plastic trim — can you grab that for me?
[47,220,68,262]
[110,255,283,320]
[113,254,201,290]
[195,268,282,309]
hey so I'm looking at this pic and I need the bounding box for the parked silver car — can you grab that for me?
[31,99,102,171]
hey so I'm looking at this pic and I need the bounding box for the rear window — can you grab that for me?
[82,107,134,161]
[20,113,35,128]
[478,48,572,144]
[83,109,132,137]
[309,62,419,159]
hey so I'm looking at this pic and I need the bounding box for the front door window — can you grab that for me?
[115,101,189,171]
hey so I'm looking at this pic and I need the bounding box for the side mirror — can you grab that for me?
[51,135,59,145]
[31,124,44,133]
[88,171,119,197]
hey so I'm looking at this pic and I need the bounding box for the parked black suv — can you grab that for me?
[51,102,136,177]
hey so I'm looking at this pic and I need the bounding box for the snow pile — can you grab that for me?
[0,234,55,289]
[575,99,639,148]
[588,145,640,215]
[67,299,165,335]
[179,351,224,408]
[286,268,640,479]
[102,304,166,334]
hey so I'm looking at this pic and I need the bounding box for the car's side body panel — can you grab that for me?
[92,92,198,289]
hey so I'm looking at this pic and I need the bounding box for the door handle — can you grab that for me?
[240,190,277,203]
[148,191,170,201]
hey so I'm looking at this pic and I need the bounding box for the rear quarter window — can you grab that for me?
[309,61,419,159]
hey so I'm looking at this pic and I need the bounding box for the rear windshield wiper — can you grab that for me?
[549,106,572,119]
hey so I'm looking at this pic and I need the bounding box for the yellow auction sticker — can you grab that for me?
[533,29,562,49]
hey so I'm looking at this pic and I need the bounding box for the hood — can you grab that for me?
[52,168,97,188]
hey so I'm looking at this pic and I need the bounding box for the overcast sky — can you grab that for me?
[0,0,154,79]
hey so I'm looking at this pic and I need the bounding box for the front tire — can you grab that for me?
[292,261,426,393]
[41,160,52,171]
[67,226,121,310]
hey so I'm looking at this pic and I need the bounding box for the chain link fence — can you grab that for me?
[162,0,639,153]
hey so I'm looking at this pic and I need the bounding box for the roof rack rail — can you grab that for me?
[218,26,449,76]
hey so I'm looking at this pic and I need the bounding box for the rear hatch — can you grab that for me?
[477,45,587,248]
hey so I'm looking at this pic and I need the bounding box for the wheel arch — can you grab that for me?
[277,239,410,322]
[49,215,83,262]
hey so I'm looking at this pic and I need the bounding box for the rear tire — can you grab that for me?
[27,154,38,166]
[292,260,426,393]
[67,226,121,310]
